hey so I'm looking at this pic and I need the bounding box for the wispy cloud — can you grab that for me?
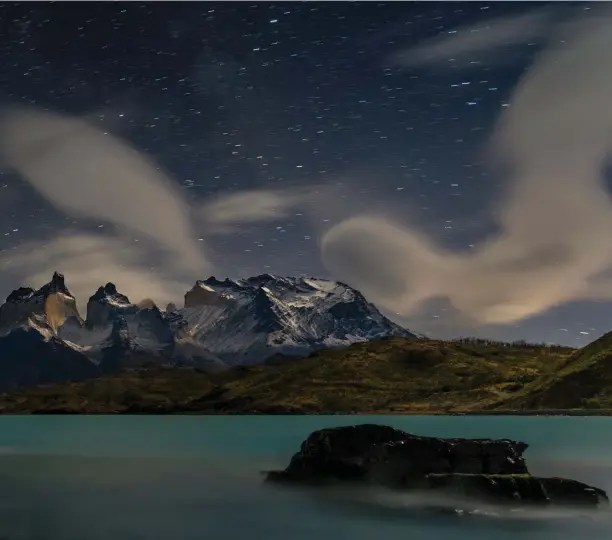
[321,6,612,325]
[5,6,612,330]
[201,186,314,234]
[390,8,553,69]
[0,108,314,305]
[0,107,209,274]
[0,233,190,312]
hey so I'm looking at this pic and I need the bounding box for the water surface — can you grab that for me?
[0,415,610,540]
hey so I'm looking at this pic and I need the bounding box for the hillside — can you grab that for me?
[0,337,581,414]
[497,330,612,411]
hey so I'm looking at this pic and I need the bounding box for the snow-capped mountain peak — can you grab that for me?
[177,274,417,363]
[0,272,420,389]
[184,279,237,308]
[80,282,177,357]
[90,282,129,304]
[85,282,134,328]
[0,271,82,334]
[40,271,71,295]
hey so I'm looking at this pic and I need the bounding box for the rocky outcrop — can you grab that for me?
[265,424,609,509]
[85,282,133,328]
[184,281,235,308]
[98,316,136,373]
[0,272,82,331]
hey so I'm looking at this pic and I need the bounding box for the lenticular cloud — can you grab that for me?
[321,7,612,324]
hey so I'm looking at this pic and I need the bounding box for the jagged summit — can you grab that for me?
[85,281,141,329]
[82,283,174,363]
[0,271,81,332]
[87,284,160,320]
[0,272,420,388]
[4,271,70,303]
[203,275,236,285]
[5,286,36,303]
[184,280,236,308]
[89,282,129,304]
[103,282,117,294]
[179,274,418,363]
[46,271,69,293]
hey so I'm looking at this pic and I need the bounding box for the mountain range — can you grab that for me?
[0,271,418,391]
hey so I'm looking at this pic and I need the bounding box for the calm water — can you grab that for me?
[0,415,611,540]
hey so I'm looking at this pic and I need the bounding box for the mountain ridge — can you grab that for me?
[2,277,612,414]
[0,271,419,391]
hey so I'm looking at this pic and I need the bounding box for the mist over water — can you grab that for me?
[0,416,611,540]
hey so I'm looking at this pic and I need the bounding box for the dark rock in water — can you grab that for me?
[273,424,528,483]
[539,477,609,507]
[420,474,606,508]
[265,424,609,509]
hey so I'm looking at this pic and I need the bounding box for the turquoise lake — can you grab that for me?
[0,415,611,540]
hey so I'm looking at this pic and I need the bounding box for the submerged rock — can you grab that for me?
[265,424,609,509]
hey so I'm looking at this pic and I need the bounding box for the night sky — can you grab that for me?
[0,1,609,347]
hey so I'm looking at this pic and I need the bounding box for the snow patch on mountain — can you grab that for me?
[0,272,83,336]
[176,273,418,363]
[0,271,419,387]
[82,282,175,353]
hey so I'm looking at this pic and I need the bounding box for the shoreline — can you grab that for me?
[10,408,612,416]
[354,410,612,417]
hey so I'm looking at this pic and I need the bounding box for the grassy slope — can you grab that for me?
[0,337,583,414]
[498,330,612,411]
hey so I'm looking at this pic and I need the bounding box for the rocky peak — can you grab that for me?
[0,272,78,331]
[50,271,66,291]
[34,271,72,298]
[86,282,133,328]
[103,282,117,295]
[184,281,235,308]
[5,287,35,304]
[202,276,239,288]
[246,273,277,285]
[90,282,129,304]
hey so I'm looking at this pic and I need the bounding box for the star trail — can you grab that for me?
[0,1,609,346]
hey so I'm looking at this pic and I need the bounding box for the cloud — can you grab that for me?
[201,186,314,233]
[390,8,553,68]
[0,106,325,307]
[0,108,318,306]
[5,6,612,331]
[321,6,612,325]
[0,233,190,312]
[0,107,209,275]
